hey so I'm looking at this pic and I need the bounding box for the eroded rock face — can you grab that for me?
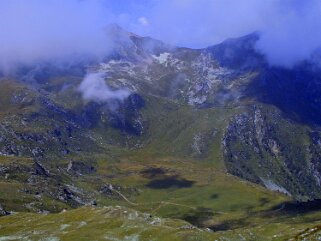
[1,26,321,208]
[67,161,96,176]
[0,112,95,158]
[80,93,145,136]
[0,204,10,216]
[108,93,145,136]
[191,129,217,158]
[55,184,95,207]
[34,161,50,177]
[223,106,321,200]
[308,132,321,186]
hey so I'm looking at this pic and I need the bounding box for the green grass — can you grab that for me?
[1,77,321,240]
[1,202,321,240]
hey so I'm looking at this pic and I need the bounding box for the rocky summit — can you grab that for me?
[0,25,321,240]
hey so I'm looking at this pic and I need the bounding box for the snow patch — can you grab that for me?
[152,52,170,64]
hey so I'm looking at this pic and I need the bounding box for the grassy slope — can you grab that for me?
[1,80,321,240]
[1,194,321,240]
[2,151,321,240]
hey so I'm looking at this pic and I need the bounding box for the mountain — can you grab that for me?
[0,25,321,240]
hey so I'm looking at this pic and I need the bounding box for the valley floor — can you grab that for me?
[1,153,321,240]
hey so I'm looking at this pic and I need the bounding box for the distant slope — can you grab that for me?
[0,25,320,215]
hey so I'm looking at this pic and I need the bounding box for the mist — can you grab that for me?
[1,0,321,70]
[78,72,130,103]
[0,0,114,74]
[126,0,321,67]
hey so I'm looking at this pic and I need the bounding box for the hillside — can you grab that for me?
[0,26,321,239]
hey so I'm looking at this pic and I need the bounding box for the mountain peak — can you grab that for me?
[105,24,174,62]
[206,32,264,69]
[105,23,141,39]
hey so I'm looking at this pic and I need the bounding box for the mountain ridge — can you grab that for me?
[0,26,321,240]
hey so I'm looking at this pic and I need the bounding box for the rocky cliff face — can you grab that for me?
[0,26,320,203]
[223,106,321,200]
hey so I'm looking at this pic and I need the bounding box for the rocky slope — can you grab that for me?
[0,25,321,239]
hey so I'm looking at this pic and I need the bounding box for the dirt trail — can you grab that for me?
[111,189,138,206]
[111,189,196,211]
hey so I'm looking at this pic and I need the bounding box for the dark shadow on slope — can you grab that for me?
[209,32,321,127]
[209,219,250,232]
[245,65,321,126]
[80,93,145,135]
[181,207,250,231]
[108,93,145,136]
[180,199,321,232]
[268,199,321,216]
[211,193,219,199]
[259,197,270,206]
[146,176,194,189]
[182,207,214,228]
[207,32,265,70]
[140,167,167,179]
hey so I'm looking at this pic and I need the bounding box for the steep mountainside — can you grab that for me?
[0,26,321,239]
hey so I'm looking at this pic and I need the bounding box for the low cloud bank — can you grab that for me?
[78,72,130,103]
[128,0,321,67]
[0,0,113,74]
[1,0,321,71]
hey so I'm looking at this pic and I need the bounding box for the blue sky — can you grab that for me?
[0,0,321,69]
[105,0,321,67]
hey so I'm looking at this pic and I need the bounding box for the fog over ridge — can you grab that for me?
[78,72,130,103]
[0,0,114,74]
[1,0,321,70]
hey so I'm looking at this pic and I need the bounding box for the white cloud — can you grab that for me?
[126,0,321,67]
[78,72,130,103]
[0,0,115,73]
[138,17,149,26]
[1,0,321,69]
